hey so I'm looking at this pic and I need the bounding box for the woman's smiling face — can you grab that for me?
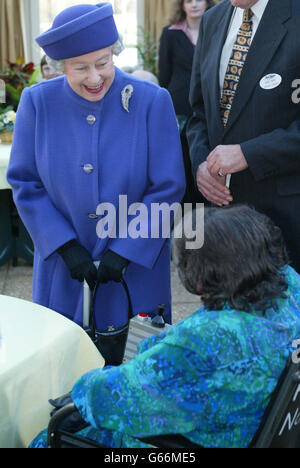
[64,47,115,102]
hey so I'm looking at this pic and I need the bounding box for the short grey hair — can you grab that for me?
[46,37,124,75]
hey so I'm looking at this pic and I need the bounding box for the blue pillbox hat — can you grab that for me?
[36,3,119,60]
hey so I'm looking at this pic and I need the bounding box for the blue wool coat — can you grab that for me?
[7,67,185,330]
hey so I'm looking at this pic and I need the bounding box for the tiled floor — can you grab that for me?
[0,259,201,324]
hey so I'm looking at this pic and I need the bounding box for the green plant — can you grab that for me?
[136,26,159,77]
[0,57,37,113]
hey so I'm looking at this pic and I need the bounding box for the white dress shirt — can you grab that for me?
[219,0,270,93]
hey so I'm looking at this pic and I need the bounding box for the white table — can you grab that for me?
[0,144,11,190]
[0,295,104,448]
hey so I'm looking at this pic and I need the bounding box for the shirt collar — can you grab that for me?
[169,21,196,45]
[250,0,269,21]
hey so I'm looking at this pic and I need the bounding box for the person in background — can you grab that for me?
[159,0,215,206]
[30,204,300,448]
[131,69,159,85]
[123,66,159,85]
[7,3,185,366]
[40,55,61,80]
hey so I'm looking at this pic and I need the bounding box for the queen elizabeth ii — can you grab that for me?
[7,3,185,364]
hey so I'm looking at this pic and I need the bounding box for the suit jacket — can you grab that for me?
[187,0,300,270]
[159,26,195,116]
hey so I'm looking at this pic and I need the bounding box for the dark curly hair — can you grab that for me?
[169,0,216,25]
[173,205,289,313]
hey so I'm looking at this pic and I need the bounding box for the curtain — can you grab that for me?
[144,0,170,47]
[0,0,25,69]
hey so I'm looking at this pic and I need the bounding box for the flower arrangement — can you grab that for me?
[0,57,37,113]
[0,106,16,131]
[0,106,16,144]
[0,57,37,144]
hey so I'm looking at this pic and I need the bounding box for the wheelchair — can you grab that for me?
[46,355,300,448]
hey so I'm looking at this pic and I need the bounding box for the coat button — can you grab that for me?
[83,164,94,174]
[86,115,96,125]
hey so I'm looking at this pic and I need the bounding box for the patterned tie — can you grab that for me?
[220,8,254,127]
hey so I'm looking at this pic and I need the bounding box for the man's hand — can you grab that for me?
[206,144,248,177]
[196,161,233,206]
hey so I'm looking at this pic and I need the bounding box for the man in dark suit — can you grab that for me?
[187,0,300,271]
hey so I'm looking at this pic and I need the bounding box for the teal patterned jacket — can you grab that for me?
[30,266,300,448]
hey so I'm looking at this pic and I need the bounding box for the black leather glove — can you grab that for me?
[49,392,88,434]
[57,240,97,290]
[97,250,129,284]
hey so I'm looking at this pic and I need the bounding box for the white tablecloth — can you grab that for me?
[0,295,104,448]
[0,145,11,190]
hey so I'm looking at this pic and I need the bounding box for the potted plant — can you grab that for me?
[0,106,16,144]
[136,27,159,77]
[0,57,37,145]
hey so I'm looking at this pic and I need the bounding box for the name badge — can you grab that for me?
[260,74,282,90]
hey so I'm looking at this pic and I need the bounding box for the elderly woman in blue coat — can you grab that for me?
[7,3,185,363]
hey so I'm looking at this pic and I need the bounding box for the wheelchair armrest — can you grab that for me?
[47,403,108,448]
[47,403,77,448]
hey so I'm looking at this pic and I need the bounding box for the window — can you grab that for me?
[39,0,139,68]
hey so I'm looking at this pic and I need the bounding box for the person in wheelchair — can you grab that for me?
[30,205,300,448]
